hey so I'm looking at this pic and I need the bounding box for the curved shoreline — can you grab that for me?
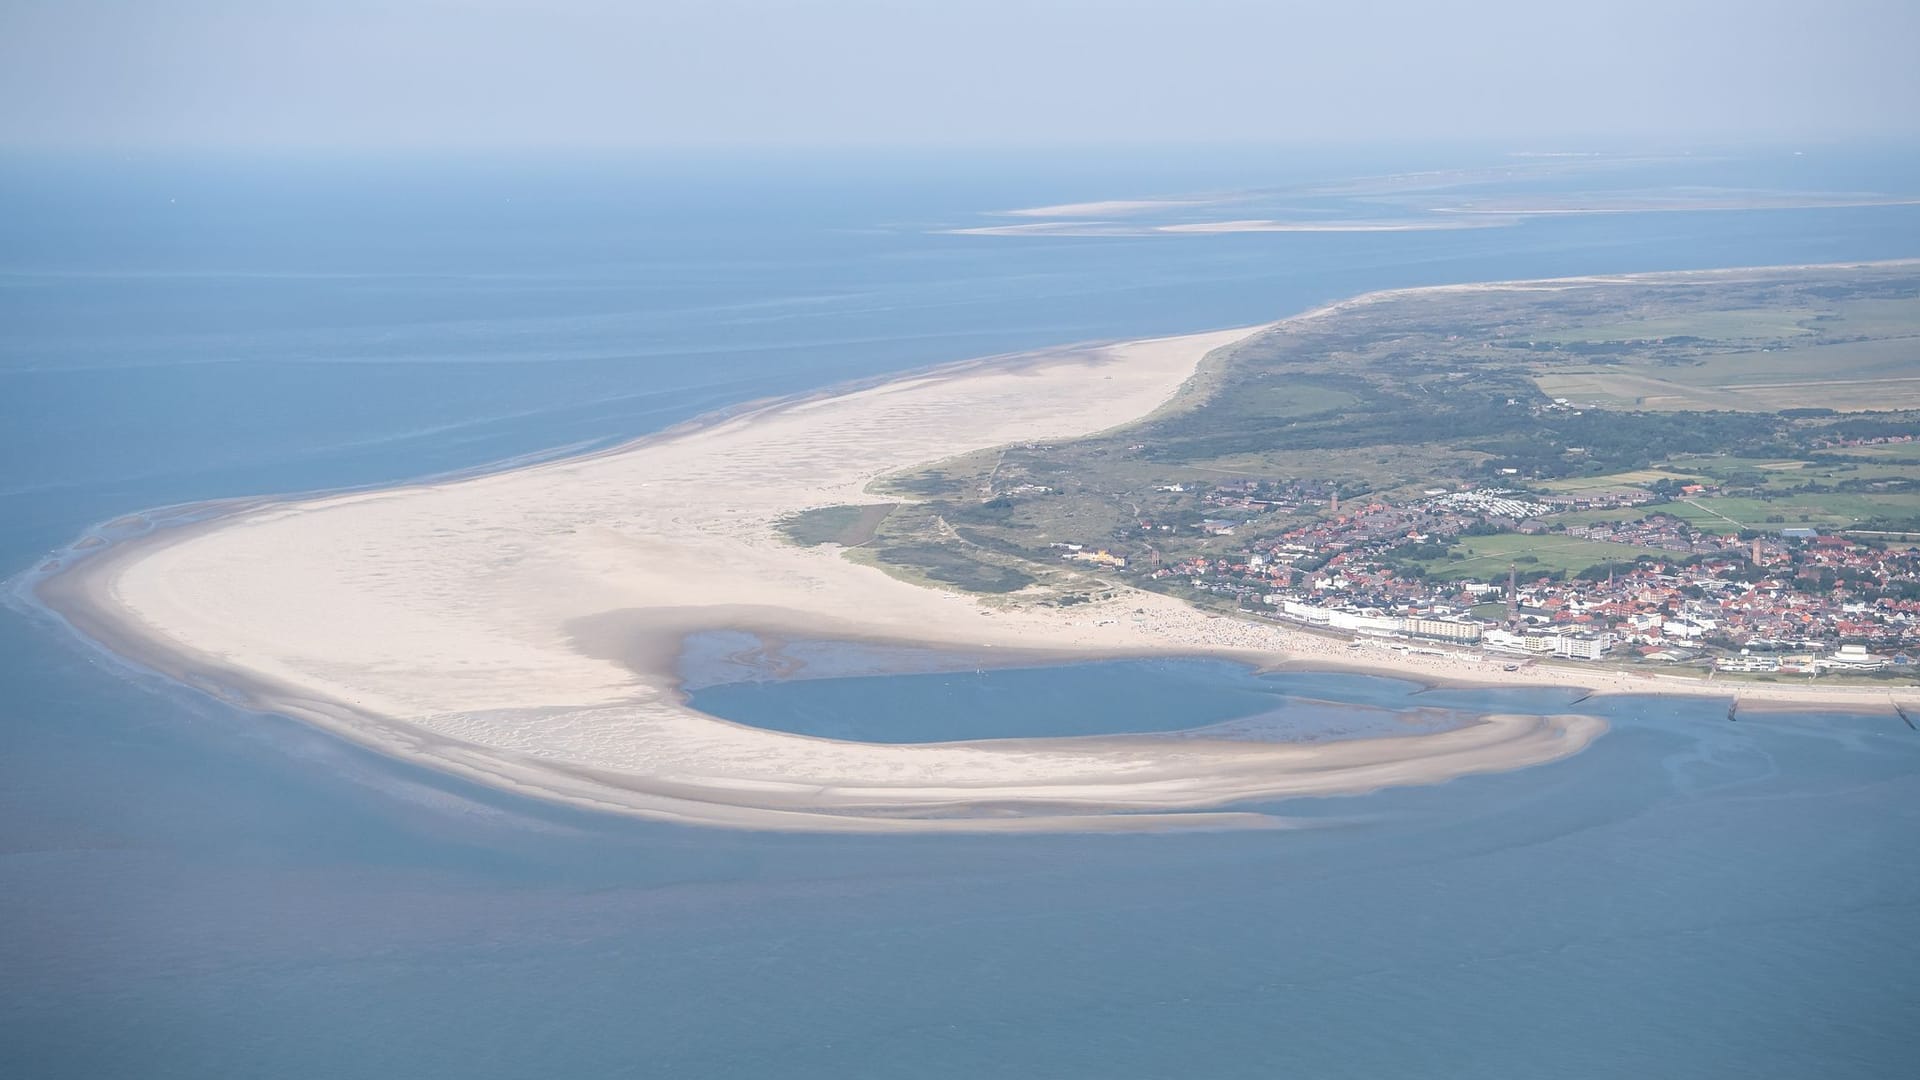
[22,262,1917,832]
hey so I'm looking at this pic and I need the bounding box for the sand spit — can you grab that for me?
[998,197,1219,218]
[944,217,1510,237]
[32,263,1918,832]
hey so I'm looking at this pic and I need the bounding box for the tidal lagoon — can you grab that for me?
[5,148,1919,1076]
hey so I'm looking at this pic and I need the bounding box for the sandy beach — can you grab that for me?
[30,269,1916,832]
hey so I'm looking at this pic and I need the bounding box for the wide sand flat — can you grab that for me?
[47,270,1912,832]
[110,325,1607,832]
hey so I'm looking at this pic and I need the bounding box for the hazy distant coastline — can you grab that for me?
[951,187,1920,238]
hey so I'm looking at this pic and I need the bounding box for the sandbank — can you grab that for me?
[998,197,1217,218]
[944,217,1509,237]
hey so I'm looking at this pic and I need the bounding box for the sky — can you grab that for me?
[1,0,1916,151]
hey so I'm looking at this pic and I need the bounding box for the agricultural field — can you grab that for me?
[1831,441,1920,463]
[1411,532,1672,577]
[1660,492,1920,534]
[1534,351,1920,413]
[1529,306,1819,343]
[1526,291,1920,412]
[1646,455,1917,492]
[1538,469,1704,494]
[1542,506,1659,527]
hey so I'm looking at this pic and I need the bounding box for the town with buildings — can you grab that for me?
[1062,480,1920,679]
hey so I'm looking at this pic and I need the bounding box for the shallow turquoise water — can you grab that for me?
[4,146,1919,1077]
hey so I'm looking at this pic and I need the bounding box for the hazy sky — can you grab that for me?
[2,0,1916,150]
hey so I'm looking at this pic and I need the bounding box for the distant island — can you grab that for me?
[31,261,1920,832]
[952,177,1920,238]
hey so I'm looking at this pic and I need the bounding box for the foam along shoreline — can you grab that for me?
[32,265,1913,832]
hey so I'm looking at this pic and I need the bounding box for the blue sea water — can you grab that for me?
[4,145,1920,1078]
[689,657,1489,743]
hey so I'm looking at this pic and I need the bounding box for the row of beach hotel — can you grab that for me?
[1274,600,1615,660]
[1272,599,1897,672]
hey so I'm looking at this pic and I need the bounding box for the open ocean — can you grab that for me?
[4,146,1920,1078]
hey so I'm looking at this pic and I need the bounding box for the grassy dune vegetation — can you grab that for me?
[852,265,1920,590]
[779,503,896,547]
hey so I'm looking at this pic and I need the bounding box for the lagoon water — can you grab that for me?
[4,147,1920,1077]
[689,657,1487,743]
